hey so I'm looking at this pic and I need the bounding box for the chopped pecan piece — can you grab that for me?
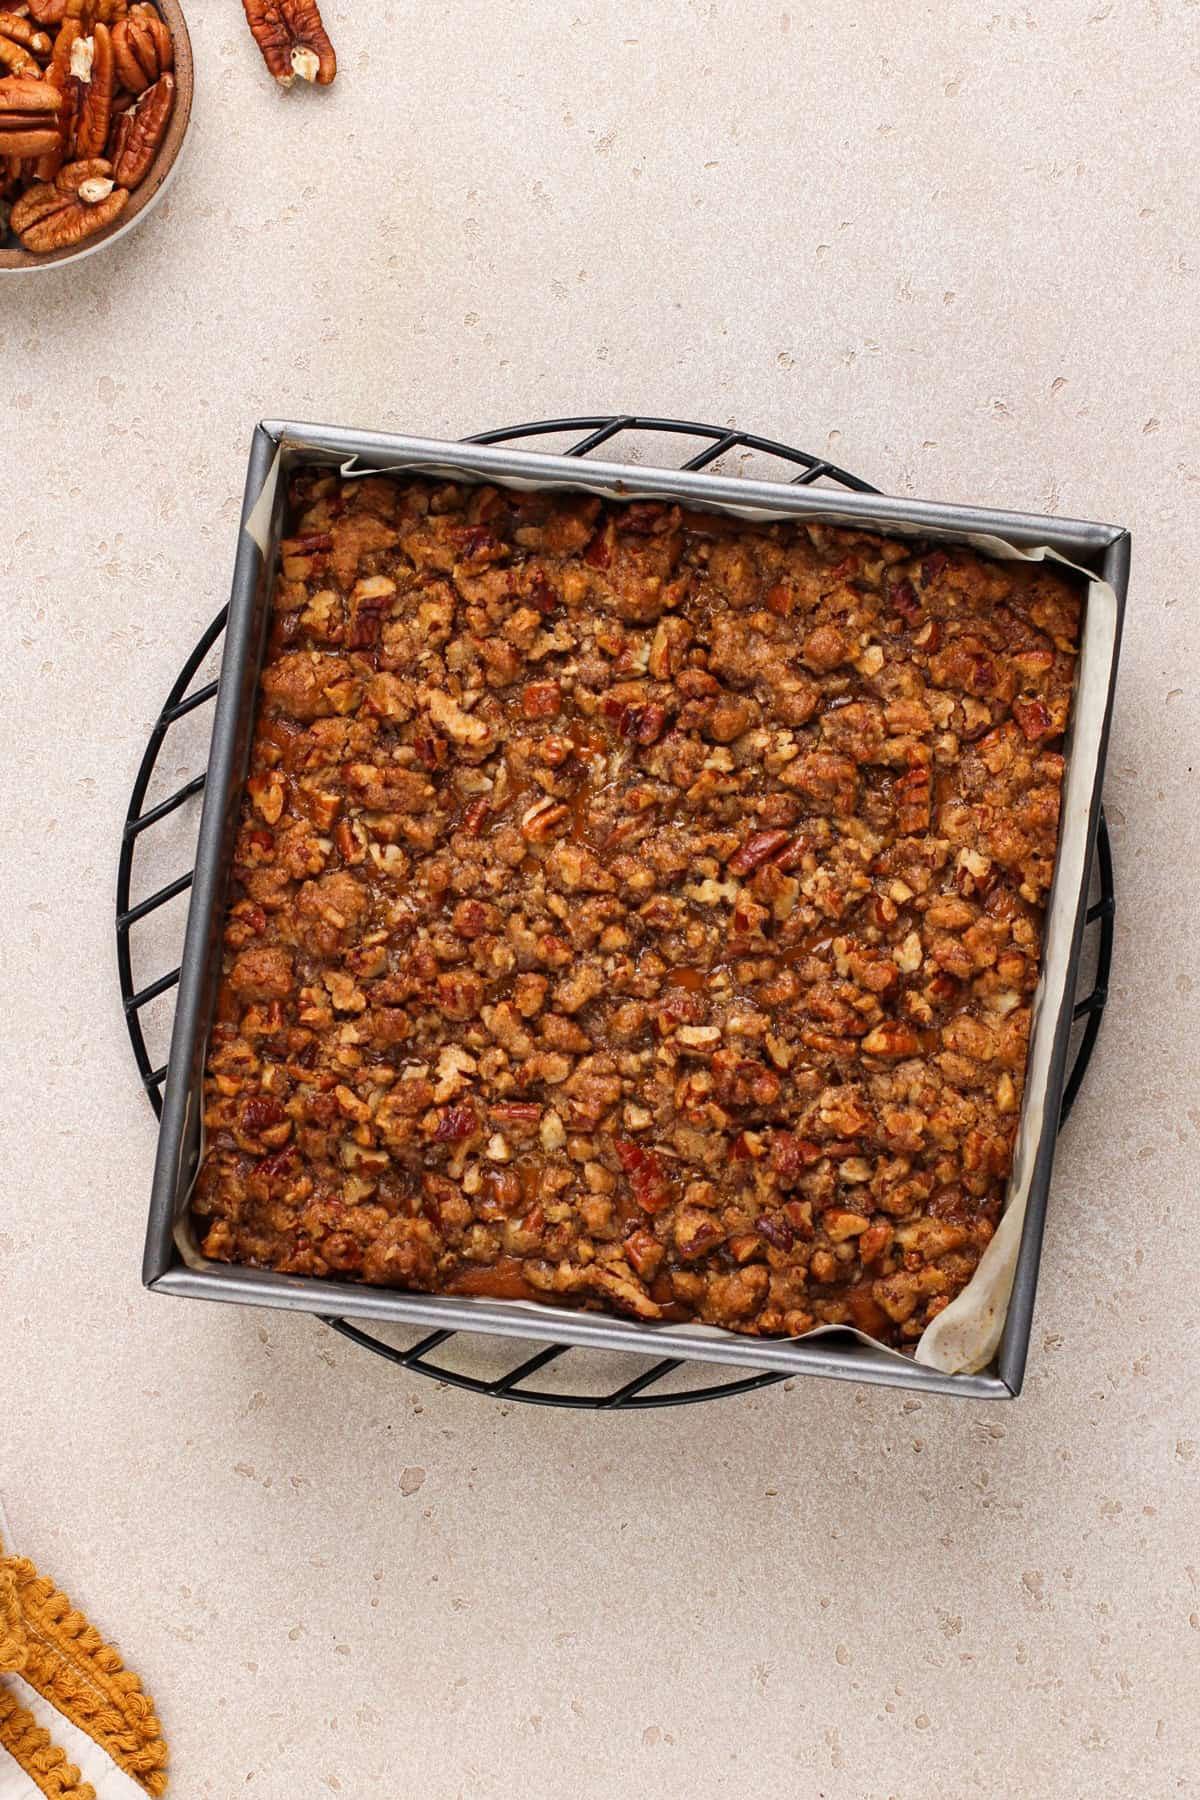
[615,1139,673,1214]
[1012,695,1054,741]
[521,797,568,842]
[895,766,931,835]
[727,829,792,876]
[861,1021,920,1059]
[433,1106,478,1142]
[587,1262,662,1320]
[521,680,561,719]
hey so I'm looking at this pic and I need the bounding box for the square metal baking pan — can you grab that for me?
[144,421,1129,1400]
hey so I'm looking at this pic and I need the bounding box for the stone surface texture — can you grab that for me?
[1,3,1197,1797]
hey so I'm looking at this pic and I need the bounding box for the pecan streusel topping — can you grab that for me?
[193,471,1078,1346]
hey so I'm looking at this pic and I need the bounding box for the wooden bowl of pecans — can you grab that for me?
[0,0,192,272]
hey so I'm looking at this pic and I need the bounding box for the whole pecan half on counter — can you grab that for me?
[10,153,128,248]
[111,0,169,93]
[109,64,170,187]
[243,0,336,87]
[0,75,63,158]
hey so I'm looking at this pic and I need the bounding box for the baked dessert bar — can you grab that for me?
[193,470,1079,1346]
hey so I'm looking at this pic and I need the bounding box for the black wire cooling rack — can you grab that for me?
[117,414,1115,1408]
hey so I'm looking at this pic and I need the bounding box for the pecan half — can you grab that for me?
[0,16,55,57]
[0,76,63,158]
[242,0,336,87]
[727,829,793,876]
[72,21,114,157]
[42,4,86,95]
[10,152,127,248]
[0,33,43,76]
[111,1,169,93]
[28,0,68,23]
[109,63,169,186]
[34,127,68,182]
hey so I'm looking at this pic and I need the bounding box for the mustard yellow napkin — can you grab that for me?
[0,1523,167,1800]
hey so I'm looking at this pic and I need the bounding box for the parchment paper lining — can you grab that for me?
[220,439,1115,1376]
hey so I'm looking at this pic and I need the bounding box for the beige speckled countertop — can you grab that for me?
[2,3,1198,1796]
